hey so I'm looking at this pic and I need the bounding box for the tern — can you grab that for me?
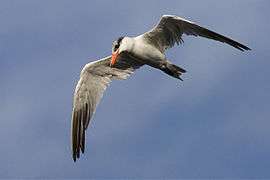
[71,15,250,161]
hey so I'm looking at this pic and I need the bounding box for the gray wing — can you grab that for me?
[71,55,143,161]
[143,15,250,53]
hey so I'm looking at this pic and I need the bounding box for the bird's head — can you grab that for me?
[110,36,127,66]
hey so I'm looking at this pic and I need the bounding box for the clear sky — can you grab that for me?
[1,0,269,178]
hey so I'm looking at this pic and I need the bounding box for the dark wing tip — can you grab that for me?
[184,22,251,52]
[72,105,89,162]
[242,45,251,51]
[72,110,78,162]
[214,32,251,52]
[212,33,251,52]
[233,42,251,52]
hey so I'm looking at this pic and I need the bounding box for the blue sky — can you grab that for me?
[1,0,269,178]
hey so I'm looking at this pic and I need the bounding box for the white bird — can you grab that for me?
[71,15,250,161]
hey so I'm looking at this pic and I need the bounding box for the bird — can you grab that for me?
[71,15,250,161]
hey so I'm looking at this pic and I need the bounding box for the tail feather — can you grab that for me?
[161,61,186,81]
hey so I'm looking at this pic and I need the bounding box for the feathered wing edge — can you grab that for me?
[144,15,251,52]
[71,55,144,161]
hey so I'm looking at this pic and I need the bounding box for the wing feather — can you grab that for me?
[71,55,143,161]
[143,15,250,52]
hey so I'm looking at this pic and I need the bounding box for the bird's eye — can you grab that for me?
[114,44,119,52]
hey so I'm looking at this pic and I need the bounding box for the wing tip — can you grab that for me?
[243,46,252,51]
[237,43,251,52]
[71,104,89,162]
[73,155,77,162]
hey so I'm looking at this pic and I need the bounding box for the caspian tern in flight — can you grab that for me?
[71,15,250,161]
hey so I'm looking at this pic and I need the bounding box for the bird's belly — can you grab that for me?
[129,46,165,69]
[133,43,165,62]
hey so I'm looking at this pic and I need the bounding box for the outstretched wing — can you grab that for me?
[142,15,250,52]
[71,55,143,161]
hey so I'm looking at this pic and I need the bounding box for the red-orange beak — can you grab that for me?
[110,49,119,67]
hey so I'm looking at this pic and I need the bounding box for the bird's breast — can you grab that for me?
[132,37,165,62]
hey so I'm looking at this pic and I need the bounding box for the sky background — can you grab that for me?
[1,0,269,178]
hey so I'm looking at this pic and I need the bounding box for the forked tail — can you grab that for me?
[160,61,186,81]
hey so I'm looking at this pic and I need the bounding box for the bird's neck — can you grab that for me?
[122,37,135,53]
